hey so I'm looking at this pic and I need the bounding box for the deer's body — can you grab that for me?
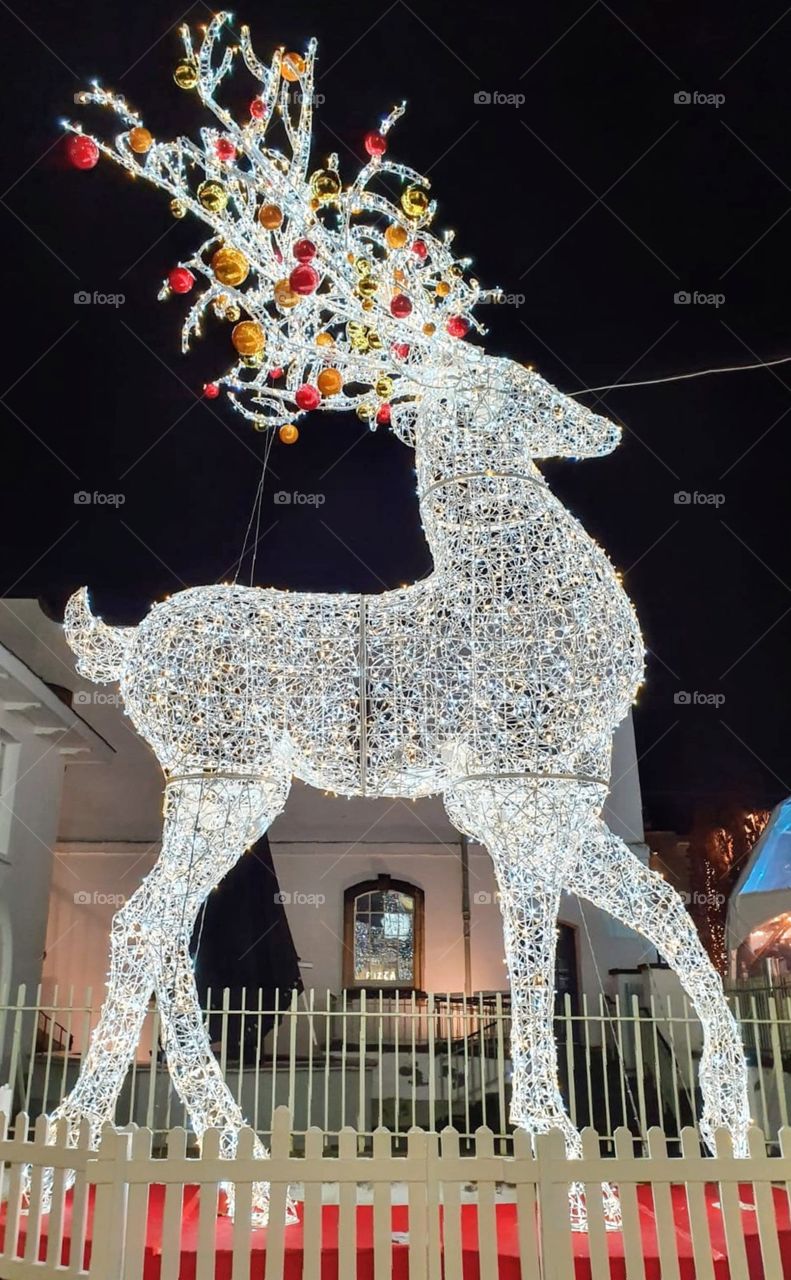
[118,470,640,795]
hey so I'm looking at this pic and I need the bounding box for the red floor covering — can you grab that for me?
[3,1184,791,1277]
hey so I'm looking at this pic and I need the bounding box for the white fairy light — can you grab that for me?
[48,15,751,1227]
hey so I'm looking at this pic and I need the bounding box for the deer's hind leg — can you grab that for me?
[571,818,750,1155]
[444,777,620,1228]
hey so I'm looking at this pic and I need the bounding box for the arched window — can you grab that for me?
[343,876,424,991]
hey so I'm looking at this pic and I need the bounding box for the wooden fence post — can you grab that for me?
[87,1124,130,1279]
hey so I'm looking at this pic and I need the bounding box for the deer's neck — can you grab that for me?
[414,414,546,569]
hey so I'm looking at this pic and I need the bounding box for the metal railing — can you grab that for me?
[3,984,791,1152]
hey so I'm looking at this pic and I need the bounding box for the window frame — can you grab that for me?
[342,875,425,994]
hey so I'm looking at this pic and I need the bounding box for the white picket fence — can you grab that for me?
[0,1107,790,1279]
[5,984,791,1155]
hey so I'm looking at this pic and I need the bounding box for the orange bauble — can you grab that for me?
[128,126,153,154]
[274,279,300,309]
[317,368,343,396]
[315,332,334,348]
[279,423,299,443]
[385,224,409,250]
[231,321,265,356]
[258,203,283,229]
[282,52,306,82]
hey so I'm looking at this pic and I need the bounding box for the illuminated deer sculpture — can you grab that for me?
[47,16,750,1226]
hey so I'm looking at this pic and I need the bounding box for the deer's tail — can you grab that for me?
[64,587,134,685]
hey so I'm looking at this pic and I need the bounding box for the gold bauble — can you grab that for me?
[317,368,343,396]
[422,322,436,336]
[274,278,300,309]
[361,299,374,311]
[169,198,186,219]
[356,403,374,422]
[258,203,283,230]
[375,376,394,400]
[356,275,377,298]
[348,322,368,351]
[128,126,153,154]
[173,61,198,90]
[401,185,429,218]
[231,320,265,355]
[198,180,228,213]
[225,304,241,322]
[310,169,341,203]
[435,280,451,297]
[279,423,300,444]
[253,419,267,432]
[354,257,371,276]
[367,332,383,351]
[315,332,334,348]
[212,246,249,287]
[242,352,263,367]
[385,224,409,250]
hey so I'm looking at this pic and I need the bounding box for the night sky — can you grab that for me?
[2,1,790,830]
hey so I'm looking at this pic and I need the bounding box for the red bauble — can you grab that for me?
[168,267,195,294]
[390,293,412,318]
[215,137,236,162]
[412,240,428,260]
[293,238,317,262]
[447,315,469,338]
[392,342,410,360]
[203,382,220,399]
[289,263,320,295]
[364,130,387,157]
[249,98,266,120]
[376,403,392,426]
[66,134,99,170]
[269,367,284,380]
[295,384,321,411]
